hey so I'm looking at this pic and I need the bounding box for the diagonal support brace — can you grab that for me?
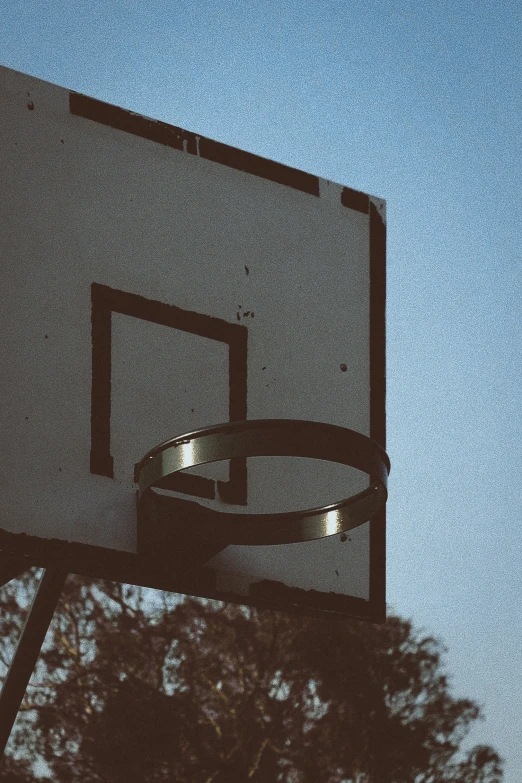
[0,568,68,756]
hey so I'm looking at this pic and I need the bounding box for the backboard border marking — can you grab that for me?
[341,186,369,213]
[90,283,248,504]
[69,92,320,198]
[368,200,386,621]
[0,525,384,622]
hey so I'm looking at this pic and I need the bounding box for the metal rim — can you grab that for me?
[136,419,390,546]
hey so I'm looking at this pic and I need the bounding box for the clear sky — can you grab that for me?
[1,0,521,779]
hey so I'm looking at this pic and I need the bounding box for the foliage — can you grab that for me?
[0,571,503,782]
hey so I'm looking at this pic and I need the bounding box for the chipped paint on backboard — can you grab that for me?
[370,196,386,222]
[318,178,344,204]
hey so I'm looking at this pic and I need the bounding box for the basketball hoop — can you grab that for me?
[136,419,390,546]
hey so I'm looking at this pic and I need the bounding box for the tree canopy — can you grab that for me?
[0,570,502,782]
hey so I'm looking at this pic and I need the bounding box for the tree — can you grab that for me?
[0,571,503,782]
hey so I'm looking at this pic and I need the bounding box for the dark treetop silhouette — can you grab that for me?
[0,572,502,783]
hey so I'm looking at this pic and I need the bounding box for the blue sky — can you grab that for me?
[1,0,521,778]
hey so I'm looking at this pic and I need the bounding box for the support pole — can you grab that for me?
[0,568,68,755]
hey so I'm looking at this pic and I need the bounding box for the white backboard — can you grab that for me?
[0,66,386,620]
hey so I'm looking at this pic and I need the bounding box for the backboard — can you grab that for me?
[0,66,387,621]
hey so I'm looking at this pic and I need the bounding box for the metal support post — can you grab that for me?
[0,568,68,755]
